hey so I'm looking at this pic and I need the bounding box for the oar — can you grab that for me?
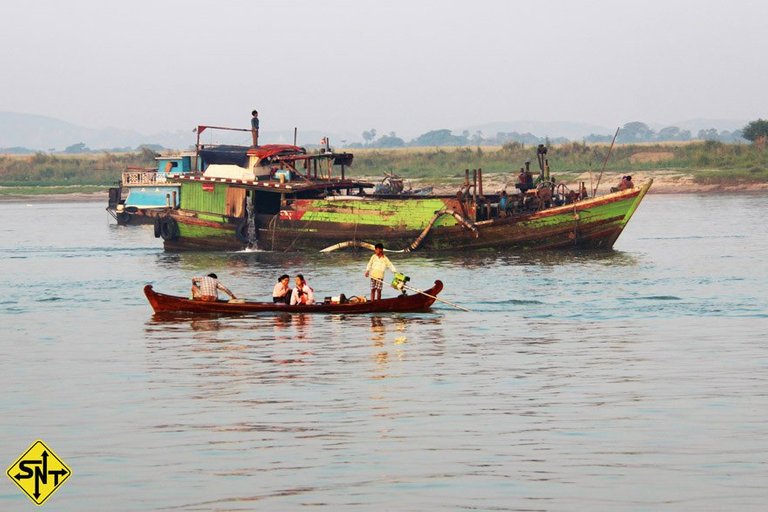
[371,277,471,312]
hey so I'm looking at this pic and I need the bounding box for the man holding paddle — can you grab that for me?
[364,243,398,301]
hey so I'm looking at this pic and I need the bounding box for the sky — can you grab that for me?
[2,0,766,138]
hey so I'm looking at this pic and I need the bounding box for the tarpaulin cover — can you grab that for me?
[199,145,250,167]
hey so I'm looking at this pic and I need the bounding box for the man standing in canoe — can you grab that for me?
[365,243,398,301]
[191,273,237,302]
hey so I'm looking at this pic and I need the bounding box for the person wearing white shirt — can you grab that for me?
[272,274,291,304]
[290,274,315,305]
[364,243,397,301]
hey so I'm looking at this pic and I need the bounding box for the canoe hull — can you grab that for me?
[144,281,443,315]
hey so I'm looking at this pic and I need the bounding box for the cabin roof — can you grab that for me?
[246,144,305,159]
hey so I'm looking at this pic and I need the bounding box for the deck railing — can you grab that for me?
[122,171,168,186]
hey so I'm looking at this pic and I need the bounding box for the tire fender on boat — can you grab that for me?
[117,211,131,224]
[158,216,179,241]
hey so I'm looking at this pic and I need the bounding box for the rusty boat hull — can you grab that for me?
[160,179,652,252]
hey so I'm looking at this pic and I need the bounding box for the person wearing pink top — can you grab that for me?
[290,274,315,305]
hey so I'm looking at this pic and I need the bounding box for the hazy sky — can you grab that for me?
[2,0,766,137]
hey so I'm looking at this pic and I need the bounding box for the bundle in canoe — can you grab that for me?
[144,281,444,315]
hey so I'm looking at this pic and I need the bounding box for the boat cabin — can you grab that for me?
[174,127,369,225]
[107,153,196,222]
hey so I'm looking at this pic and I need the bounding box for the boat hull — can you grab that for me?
[161,180,652,252]
[144,281,443,314]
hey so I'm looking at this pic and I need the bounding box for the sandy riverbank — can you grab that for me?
[576,171,768,194]
[423,171,768,195]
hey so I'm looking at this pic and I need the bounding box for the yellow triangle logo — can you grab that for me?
[6,440,72,505]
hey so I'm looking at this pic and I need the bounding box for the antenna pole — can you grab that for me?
[593,127,620,197]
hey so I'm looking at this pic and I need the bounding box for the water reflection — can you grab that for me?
[143,314,315,397]
[147,311,232,332]
[191,317,224,332]
[272,312,312,341]
[370,316,386,345]
[365,315,424,379]
[367,315,413,343]
[500,249,641,268]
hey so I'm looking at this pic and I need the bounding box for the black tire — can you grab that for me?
[159,216,179,241]
[153,217,161,238]
[235,217,259,243]
[116,211,131,225]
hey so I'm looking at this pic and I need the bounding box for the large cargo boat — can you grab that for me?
[146,125,652,253]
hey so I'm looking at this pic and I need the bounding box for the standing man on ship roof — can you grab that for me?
[251,110,259,146]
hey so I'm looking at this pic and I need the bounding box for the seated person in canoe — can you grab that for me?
[290,274,315,305]
[191,273,237,302]
[272,274,292,304]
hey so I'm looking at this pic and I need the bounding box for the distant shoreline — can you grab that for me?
[0,191,108,203]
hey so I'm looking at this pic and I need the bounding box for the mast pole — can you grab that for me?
[593,127,620,197]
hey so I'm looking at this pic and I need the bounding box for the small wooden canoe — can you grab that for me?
[144,280,443,315]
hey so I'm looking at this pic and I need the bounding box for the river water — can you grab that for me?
[1,194,767,511]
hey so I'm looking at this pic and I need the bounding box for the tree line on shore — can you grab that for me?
[2,138,766,192]
[354,120,768,148]
[3,120,767,154]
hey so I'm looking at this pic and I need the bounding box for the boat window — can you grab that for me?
[251,190,282,214]
[161,161,179,173]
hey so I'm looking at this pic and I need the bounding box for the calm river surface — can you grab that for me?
[1,194,767,511]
